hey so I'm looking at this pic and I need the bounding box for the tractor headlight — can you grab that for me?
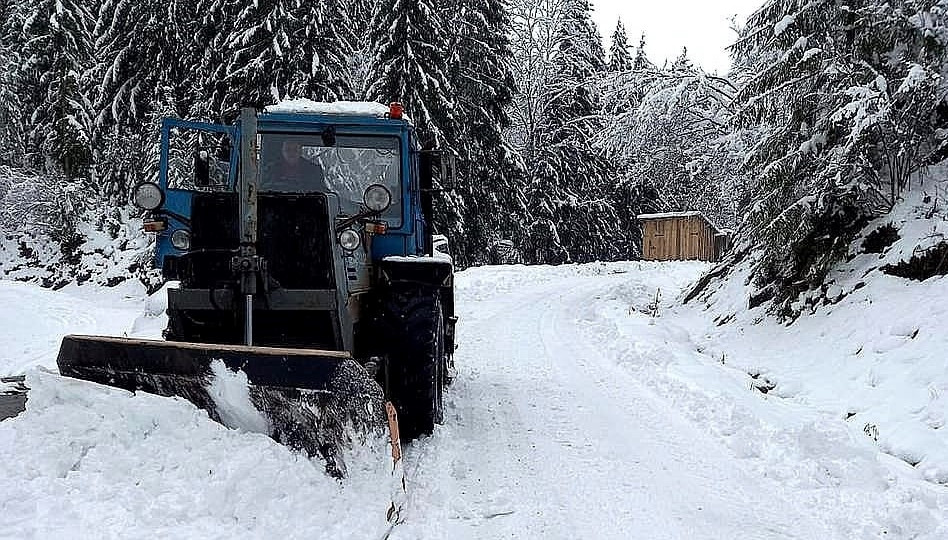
[364,184,392,212]
[170,229,191,250]
[338,229,361,251]
[132,182,164,210]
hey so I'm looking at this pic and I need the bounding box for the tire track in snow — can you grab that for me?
[392,268,828,539]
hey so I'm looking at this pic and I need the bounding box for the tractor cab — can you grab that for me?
[141,101,453,278]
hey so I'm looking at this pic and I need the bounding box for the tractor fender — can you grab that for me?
[379,256,453,289]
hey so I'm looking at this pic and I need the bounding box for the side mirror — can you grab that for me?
[322,126,337,147]
[420,149,457,192]
[440,152,457,191]
[193,150,210,187]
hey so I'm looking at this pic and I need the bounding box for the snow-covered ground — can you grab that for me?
[686,170,948,485]
[0,278,169,376]
[2,260,947,538]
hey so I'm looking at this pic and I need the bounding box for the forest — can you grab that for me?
[0,0,946,310]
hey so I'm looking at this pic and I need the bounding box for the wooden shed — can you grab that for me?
[638,211,730,263]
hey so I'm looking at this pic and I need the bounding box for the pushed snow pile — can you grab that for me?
[207,360,272,434]
[127,280,176,340]
[0,371,398,539]
[693,162,948,484]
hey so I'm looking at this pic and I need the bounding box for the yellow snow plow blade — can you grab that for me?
[57,335,388,478]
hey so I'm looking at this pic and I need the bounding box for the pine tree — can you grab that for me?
[366,0,456,146]
[670,47,693,71]
[290,0,355,101]
[214,1,299,114]
[190,0,239,121]
[20,0,95,178]
[210,0,353,119]
[92,0,208,197]
[608,20,631,72]
[633,33,651,71]
[340,0,376,98]
[443,0,527,265]
[0,0,26,167]
[732,0,947,310]
[529,0,626,262]
[94,0,202,127]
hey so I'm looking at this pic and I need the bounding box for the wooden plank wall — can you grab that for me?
[642,216,718,262]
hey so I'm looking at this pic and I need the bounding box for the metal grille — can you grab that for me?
[183,193,335,290]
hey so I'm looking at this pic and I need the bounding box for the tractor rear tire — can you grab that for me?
[381,287,445,440]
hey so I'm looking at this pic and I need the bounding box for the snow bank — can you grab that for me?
[0,370,398,539]
[0,277,173,376]
[0,207,154,290]
[690,163,948,484]
[573,264,948,538]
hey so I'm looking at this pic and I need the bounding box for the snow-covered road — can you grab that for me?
[395,263,826,538]
[1,262,946,539]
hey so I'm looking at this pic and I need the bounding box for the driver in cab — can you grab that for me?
[264,139,328,192]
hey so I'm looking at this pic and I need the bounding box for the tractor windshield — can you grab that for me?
[260,133,402,226]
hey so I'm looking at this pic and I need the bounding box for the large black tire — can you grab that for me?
[380,287,445,440]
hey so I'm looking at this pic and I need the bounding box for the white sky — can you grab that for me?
[590,0,764,74]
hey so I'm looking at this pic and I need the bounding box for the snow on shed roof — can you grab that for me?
[264,99,412,122]
[637,211,727,235]
[637,211,704,220]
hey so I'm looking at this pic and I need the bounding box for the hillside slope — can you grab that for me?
[689,163,948,484]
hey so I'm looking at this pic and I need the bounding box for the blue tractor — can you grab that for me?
[57,102,457,473]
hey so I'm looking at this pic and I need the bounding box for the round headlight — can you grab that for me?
[171,229,191,250]
[364,184,392,212]
[133,182,164,210]
[339,229,361,251]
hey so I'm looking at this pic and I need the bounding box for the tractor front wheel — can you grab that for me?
[381,287,445,440]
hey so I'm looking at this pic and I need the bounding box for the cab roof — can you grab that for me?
[263,99,413,125]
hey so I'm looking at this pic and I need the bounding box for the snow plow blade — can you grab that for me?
[56,335,388,478]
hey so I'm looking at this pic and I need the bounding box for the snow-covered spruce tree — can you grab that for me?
[440,0,528,266]
[731,0,948,311]
[366,0,456,147]
[208,1,299,116]
[19,0,95,179]
[94,0,205,127]
[529,0,627,263]
[290,0,354,102]
[208,0,354,120]
[0,0,26,168]
[92,0,209,198]
[608,19,632,72]
[598,27,658,256]
[341,0,377,98]
[633,33,652,71]
[188,0,239,121]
